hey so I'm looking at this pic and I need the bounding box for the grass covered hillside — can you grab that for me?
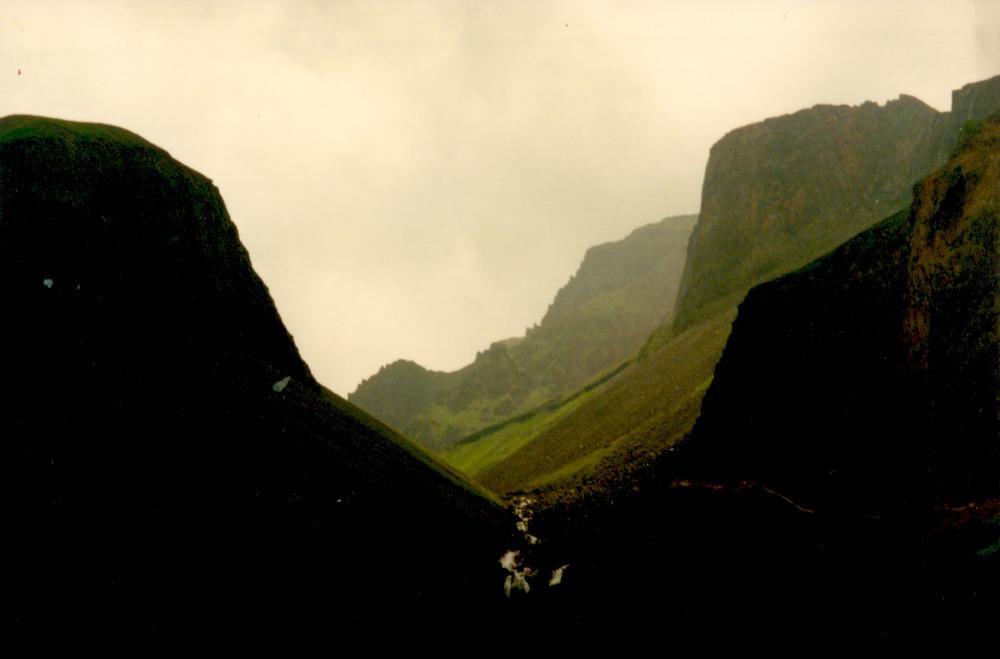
[471,307,734,492]
[484,115,1000,634]
[1,116,511,631]
[349,214,697,450]
[461,75,1000,499]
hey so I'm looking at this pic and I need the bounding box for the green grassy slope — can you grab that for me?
[476,306,736,494]
[441,359,633,476]
[461,76,1000,498]
[350,214,697,450]
[469,213,919,496]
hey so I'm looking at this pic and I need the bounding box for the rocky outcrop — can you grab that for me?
[440,77,1000,502]
[673,75,1000,331]
[952,76,1000,124]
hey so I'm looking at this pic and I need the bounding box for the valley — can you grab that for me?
[6,74,1000,635]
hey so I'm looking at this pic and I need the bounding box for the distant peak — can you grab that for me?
[381,358,431,373]
[893,94,936,111]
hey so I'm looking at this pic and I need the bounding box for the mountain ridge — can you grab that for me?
[503,113,1000,632]
[684,111,1000,510]
[349,213,697,450]
[673,74,1000,331]
[470,75,1000,497]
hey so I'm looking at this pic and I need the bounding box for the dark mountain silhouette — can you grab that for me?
[1,116,510,633]
[349,214,697,451]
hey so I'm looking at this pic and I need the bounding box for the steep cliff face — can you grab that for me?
[686,114,1000,511]
[349,214,697,450]
[1,116,508,631]
[504,117,1000,627]
[901,114,1000,480]
[452,77,1000,501]
[952,75,1000,124]
[470,125,1000,626]
[673,75,1000,331]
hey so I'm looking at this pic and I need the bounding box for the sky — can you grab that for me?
[2,0,997,395]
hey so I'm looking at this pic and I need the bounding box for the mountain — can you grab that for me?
[349,214,697,451]
[1,116,510,632]
[469,75,1000,497]
[674,74,1000,330]
[500,113,1000,634]
[687,112,1000,509]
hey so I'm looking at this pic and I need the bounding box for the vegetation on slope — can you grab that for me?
[462,76,1000,498]
[486,115,1000,633]
[441,359,633,476]
[349,214,697,450]
[687,113,1000,510]
[477,307,735,494]
[673,74,1000,331]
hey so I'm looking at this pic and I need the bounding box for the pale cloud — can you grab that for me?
[0,1,986,394]
[977,0,1000,78]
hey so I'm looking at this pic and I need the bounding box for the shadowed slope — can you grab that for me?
[687,113,1000,510]
[1,115,509,632]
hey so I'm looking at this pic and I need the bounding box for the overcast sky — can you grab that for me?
[2,1,998,394]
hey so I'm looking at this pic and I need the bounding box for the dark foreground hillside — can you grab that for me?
[1,116,511,633]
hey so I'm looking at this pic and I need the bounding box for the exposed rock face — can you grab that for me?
[673,75,1000,331]
[1,116,508,631]
[952,75,1000,124]
[686,114,1000,511]
[901,114,1000,476]
[429,77,1000,502]
[350,214,697,450]
[469,120,1000,625]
